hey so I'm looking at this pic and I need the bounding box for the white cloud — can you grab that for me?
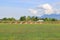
[29,3,60,16]
[38,4,53,15]
[42,4,53,15]
[28,9,37,15]
[42,4,52,10]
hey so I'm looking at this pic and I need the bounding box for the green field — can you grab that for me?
[0,24,60,40]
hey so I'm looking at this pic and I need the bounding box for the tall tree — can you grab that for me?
[44,18,57,21]
[2,17,7,21]
[51,18,57,21]
[7,18,16,21]
[44,18,49,21]
[20,16,26,21]
[31,16,39,21]
[26,16,31,21]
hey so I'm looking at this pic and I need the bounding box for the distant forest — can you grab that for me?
[0,16,58,22]
[0,16,59,24]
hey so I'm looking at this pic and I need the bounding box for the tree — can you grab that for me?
[7,17,16,21]
[2,17,16,21]
[44,18,57,21]
[51,18,57,21]
[44,18,49,21]
[26,16,31,21]
[20,16,26,21]
[35,17,39,21]
[31,16,39,21]
[2,17,7,21]
[31,16,35,21]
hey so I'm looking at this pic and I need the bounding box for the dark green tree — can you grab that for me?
[20,16,26,21]
[2,17,7,21]
[44,18,49,21]
[51,18,57,21]
[31,16,39,21]
[7,18,16,21]
[44,18,57,21]
[26,16,31,21]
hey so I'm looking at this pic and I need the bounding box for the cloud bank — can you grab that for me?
[28,3,60,16]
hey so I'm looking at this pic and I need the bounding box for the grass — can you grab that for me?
[0,23,60,40]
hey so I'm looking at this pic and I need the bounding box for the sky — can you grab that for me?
[0,0,60,19]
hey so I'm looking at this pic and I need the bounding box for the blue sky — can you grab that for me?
[0,0,60,19]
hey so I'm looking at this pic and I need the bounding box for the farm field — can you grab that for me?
[0,23,60,40]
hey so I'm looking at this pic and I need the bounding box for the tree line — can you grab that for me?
[0,16,57,22]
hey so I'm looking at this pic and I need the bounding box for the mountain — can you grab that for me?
[41,14,60,20]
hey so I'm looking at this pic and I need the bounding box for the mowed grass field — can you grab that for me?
[0,24,60,40]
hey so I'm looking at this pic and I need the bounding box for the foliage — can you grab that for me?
[44,18,57,21]
[0,16,58,22]
[20,16,26,21]
[31,16,39,21]
[2,17,16,21]
[26,16,31,21]
[2,17,7,21]
[7,18,16,21]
